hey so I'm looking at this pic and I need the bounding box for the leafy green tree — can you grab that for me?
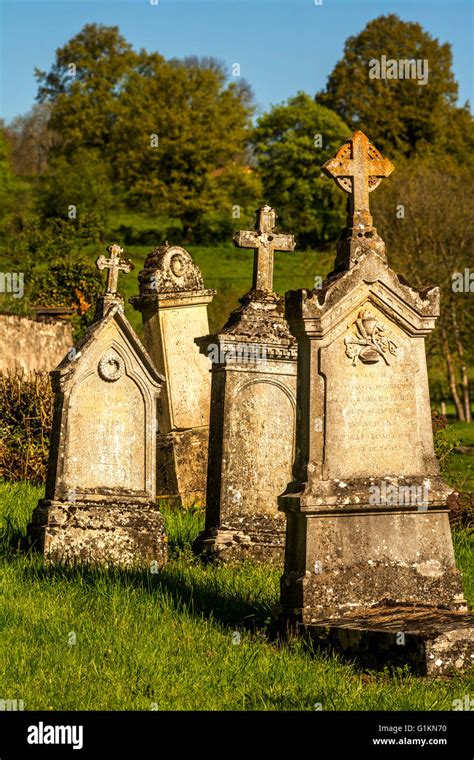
[35,24,137,153]
[109,55,254,234]
[252,93,350,247]
[316,14,462,159]
[194,163,263,243]
[35,25,256,237]
[6,214,104,271]
[36,148,112,224]
[0,128,31,235]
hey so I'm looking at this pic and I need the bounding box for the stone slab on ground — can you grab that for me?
[298,605,474,676]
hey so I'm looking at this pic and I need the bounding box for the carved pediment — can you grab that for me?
[286,254,439,338]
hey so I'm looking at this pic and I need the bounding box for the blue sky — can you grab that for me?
[0,0,472,123]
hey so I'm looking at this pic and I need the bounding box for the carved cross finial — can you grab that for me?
[322,131,394,228]
[96,244,134,295]
[233,205,295,292]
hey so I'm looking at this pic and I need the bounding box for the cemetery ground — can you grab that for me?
[0,459,473,712]
[1,211,473,710]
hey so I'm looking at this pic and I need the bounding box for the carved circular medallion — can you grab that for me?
[170,253,186,277]
[98,350,124,382]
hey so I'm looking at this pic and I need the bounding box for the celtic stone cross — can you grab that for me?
[322,130,394,228]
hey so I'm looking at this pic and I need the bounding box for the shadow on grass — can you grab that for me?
[7,547,278,635]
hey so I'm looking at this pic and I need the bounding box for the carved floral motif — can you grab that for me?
[344,310,398,366]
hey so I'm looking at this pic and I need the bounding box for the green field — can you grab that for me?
[118,242,333,338]
[0,481,472,711]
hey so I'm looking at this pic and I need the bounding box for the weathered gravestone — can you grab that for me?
[130,244,215,506]
[278,131,473,674]
[28,245,167,567]
[193,206,297,563]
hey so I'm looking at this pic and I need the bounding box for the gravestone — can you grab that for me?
[28,245,167,567]
[130,244,215,506]
[194,206,297,563]
[278,132,473,674]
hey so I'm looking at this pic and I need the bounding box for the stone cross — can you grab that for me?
[322,130,394,228]
[96,244,134,294]
[233,205,295,292]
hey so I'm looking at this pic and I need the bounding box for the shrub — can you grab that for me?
[0,371,53,484]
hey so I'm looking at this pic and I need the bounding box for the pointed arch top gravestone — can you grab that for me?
[278,132,473,674]
[28,245,167,568]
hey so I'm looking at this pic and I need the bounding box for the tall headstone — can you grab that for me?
[28,245,167,568]
[130,244,215,506]
[194,206,297,563]
[278,132,473,674]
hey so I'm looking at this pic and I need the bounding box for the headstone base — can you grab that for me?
[193,514,285,564]
[156,428,208,506]
[280,480,467,619]
[280,606,474,676]
[28,499,167,567]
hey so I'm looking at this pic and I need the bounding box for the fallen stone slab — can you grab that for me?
[297,605,474,676]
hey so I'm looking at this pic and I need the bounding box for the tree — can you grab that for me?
[35,148,112,225]
[4,104,57,176]
[0,127,30,235]
[193,163,262,244]
[34,25,256,237]
[35,23,138,154]
[373,157,473,421]
[316,15,463,160]
[252,93,350,247]
[110,55,254,233]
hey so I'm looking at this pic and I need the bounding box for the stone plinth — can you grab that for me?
[130,245,215,506]
[278,133,469,652]
[28,278,167,567]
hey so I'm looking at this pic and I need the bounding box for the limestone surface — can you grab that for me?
[28,248,167,567]
[131,244,215,505]
[279,133,468,641]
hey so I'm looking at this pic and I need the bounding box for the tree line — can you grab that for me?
[0,14,472,419]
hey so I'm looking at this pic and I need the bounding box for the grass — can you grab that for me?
[0,481,473,711]
[438,420,474,492]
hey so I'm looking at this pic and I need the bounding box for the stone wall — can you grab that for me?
[0,314,73,374]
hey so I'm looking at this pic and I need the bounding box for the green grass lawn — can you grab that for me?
[438,421,474,491]
[0,481,473,711]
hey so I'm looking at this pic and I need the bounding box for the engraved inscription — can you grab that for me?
[325,371,424,478]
